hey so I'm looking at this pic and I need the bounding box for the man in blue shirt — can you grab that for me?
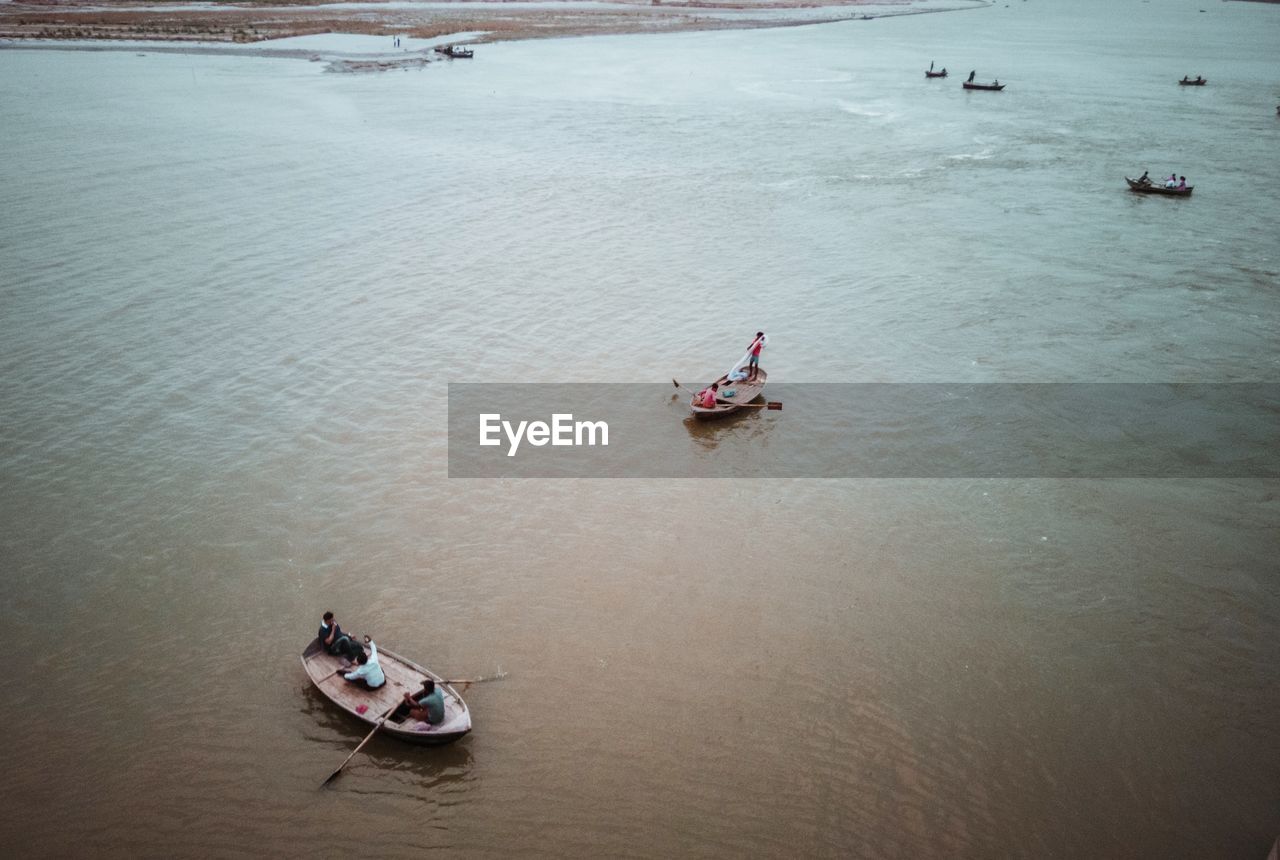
[398,679,445,725]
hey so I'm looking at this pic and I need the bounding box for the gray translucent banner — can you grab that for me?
[447,383,1279,478]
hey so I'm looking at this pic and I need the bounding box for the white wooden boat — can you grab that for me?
[301,638,471,745]
[689,368,768,418]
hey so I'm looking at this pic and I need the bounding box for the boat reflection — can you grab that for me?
[676,390,779,464]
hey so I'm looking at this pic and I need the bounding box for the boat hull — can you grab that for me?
[302,638,472,745]
[690,368,768,418]
[962,82,1005,91]
[1178,79,1206,86]
[1125,177,1193,196]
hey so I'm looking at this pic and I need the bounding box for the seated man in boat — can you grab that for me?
[343,637,386,690]
[1178,176,1187,189]
[319,611,362,662]
[695,382,720,408]
[1137,170,1151,186]
[397,679,446,726]
[1165,173,1178,188]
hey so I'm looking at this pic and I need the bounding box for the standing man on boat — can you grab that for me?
[968,70,975,83]
[747,332,766,381]
[319,611,362,662]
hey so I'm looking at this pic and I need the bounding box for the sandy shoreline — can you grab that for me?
[0,0,989,70]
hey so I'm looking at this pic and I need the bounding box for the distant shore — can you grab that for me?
[0,0,989,64]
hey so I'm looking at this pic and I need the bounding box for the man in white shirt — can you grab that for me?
[343,637,386,690]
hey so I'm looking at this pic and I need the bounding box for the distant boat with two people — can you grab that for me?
[435,44,474,58]
[1178,75,1206,86]
[925,61,947,79]
[962,70,1004,91]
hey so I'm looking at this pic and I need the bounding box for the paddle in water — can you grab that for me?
[321,701,399,787]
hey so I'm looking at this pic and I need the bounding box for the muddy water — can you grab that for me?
[1,0,1278,855]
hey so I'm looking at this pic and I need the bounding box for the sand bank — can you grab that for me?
[0,0,990,71]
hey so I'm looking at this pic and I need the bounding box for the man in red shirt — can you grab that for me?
[696,382,720,409]
[747,332,765,381]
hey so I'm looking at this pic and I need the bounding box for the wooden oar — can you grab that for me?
[672,379,782,411]
[720,400,782,410]
[672,378,699,397]
[321,701,399,787]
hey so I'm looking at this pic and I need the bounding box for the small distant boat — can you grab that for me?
[925,69,948,78]
[962,81,1005,91]
[1178,76,1206,86]
[301,638,472,745]
[1125,177,1193,196]
[690,368,768,419]
[435,45,474,58]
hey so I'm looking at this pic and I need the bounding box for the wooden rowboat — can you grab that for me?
[301,638,472,745]
[435,45,473,58]
[690,368,768,419]
[962,81,1005,91]
[925,69,948,78]
[1178,77,1206,86]
[1125,177,1193,196]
